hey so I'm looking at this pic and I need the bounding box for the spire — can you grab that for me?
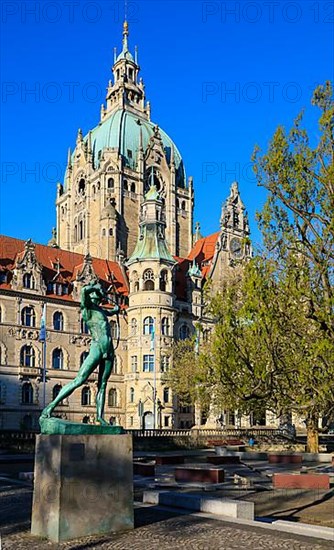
[122,20,129,53]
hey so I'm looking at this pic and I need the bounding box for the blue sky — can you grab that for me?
[1,0,333,250]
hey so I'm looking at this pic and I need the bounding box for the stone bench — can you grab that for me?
[175,465,225,483]
[268,454,302,464]
[133,462,155,477]
[155,455,185,465]
[273,473,330,490]
[143,490,254,520]
[207,455,241,465]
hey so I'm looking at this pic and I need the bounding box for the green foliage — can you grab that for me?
[169,82,334,433]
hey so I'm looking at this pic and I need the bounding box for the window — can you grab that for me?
[163,387,170,403]
[143,316,154,335]
[80,351,89,366]
[130,182,136,193]
[23,273,35,289]
[0,272,7,284]
[143,354,154,372]
[53,311,63,331]
[0,305,2,323]
[81,386,91,406]
[20,345,35,367]
[127,149,133,159]
[21,382,33,404]
[161,317,170,336]
[130,416,134,426]
[131,355,138,372]
[159,270,168,291]
[82,415,90,424]
[164,416,170,427]
[22,414,33,430]
[128,68,134,80]
[181,201,186,211]
[21,306,36,327]
[78,178,86,194]
[108,177,114,189]
[52,348,64,369]
[179,324,190,340]
[123,179,128,191]
[110,321,118,339]
[108,388,117,407]
[109,416,116,425]
[161,355,170,373]
[109,228,113,236]
[79,219,84,240]
[52,384,62,399]
[143,269,154,291]
[129,387,134,403]
[131,318,137,335]
[81,318,89,334]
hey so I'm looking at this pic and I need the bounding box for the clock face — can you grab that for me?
[230,237,243,258]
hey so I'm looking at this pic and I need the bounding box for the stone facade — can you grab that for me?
[0,23,254,431]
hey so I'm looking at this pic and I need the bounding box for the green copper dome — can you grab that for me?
[85,109,186,187]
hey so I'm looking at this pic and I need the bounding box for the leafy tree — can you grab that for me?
[168,82,334,452]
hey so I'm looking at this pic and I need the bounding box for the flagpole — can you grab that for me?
[39,303,47,410]
[152,318,156,430]
[42,339,46,409]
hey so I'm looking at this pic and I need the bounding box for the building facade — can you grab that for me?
[0,24,252,431]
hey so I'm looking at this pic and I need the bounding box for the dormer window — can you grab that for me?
[23,273,35,289]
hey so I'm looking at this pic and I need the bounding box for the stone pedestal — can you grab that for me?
[31,434,133,542]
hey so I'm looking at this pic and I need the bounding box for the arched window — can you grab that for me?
[123,179,128,191]
[53,311,63,331]
[52,348,64,369]
[23,273,35,289]
[179,324,190,340]
[181,201,186,211]
[163,387,170,403]
[81,386,91,406]
[80,351,89,366]
[110,321,118,339]
[161,317,170,336]
[20,345,35,367]
[160,270,168,291]
[79,219,84,240]
[109,228,113,236]
[130,182,136,193]
[143,316,154,335]
[82,415,90,424]
[143,269,154,291]
[52,384,62,399]
[74,224,78,242]
[131,318,137,335]
[108,177,114,189]
[78,178,86,194]
[81,318,89,334]
[21,306,36,327]
[129,387,135,403]
[21,382,33,404]
[108,388,117,407]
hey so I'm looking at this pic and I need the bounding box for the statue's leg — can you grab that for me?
[96,356,114,425]
[41,344,101,418]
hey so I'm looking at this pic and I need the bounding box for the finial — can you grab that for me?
[194,221,202,243]
[170,144,175,167]
[76,128,83,144]
[135,45,138,64]
[113,47,117,63]
[122,20,129,52]
[67,147,72,168]
[150,166,155,187]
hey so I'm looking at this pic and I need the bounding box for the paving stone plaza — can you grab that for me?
[1,446,333,549]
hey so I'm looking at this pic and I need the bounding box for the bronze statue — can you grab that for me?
[41,281,119,425]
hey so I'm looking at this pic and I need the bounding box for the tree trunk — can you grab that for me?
[306,415,319,453]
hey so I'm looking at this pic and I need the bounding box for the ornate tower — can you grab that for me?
[209,181,252,282]
[125,183,176,428]
[56,22,193,261]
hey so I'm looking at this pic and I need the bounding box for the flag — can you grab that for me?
[39,304,46,342]
[150,320,155,352]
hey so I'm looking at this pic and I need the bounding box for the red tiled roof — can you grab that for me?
[188,232,220,265]
[0,235,128,299]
